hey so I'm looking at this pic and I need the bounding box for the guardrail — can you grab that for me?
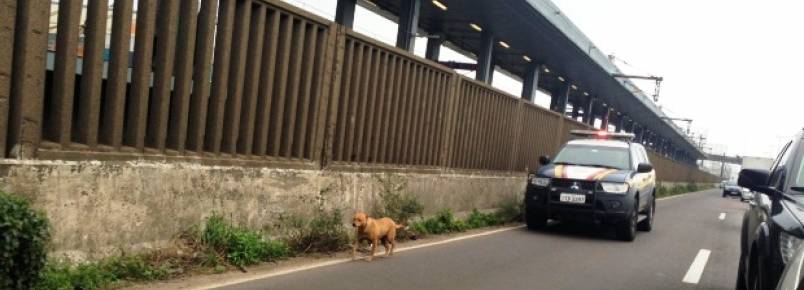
[0,0,718,183]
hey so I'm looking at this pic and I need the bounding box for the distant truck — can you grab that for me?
[741,156,774,170]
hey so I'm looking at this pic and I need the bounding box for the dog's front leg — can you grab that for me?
[367,238,377,262]
[352,230,359,260]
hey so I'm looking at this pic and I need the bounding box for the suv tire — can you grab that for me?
[616,203,638,241]
[637,195,655,232]
[526,211,547,230]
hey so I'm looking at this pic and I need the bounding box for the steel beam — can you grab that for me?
[552,82,571,114]
[476,30,494,83]
[396,0,420,52]
[425,34,443,61]
[335,0,356,29]
[521,63,541,102]
[583,96,596,125]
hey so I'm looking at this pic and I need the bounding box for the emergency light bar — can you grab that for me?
[570,130,635,141]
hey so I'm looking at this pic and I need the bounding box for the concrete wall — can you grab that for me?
[0,159,524,261]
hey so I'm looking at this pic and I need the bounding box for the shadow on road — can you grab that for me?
[521,220,625,242]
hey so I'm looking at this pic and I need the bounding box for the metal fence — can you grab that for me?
[0,0,717,183]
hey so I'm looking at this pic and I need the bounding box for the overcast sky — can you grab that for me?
[286,0,802,159]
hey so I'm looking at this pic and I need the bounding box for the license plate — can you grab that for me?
[559,193,586,204]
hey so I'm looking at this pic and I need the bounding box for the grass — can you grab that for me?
[34,214,290,290]
[656,183,711,198]
[411,199,524,238]
[280,208,351,254]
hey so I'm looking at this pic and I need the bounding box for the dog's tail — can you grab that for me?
[396,223,407,230]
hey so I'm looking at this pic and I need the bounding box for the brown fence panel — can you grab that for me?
[8,0,48,158]
[513,103,563,172]
[449,78,519,171]
[330,32,452,166]
[648,150,717,183]
[34,0,331,164]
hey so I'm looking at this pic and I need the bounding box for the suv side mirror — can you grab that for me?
[637,163,653,173]
[539,156,551,165]
[738,169,771,194]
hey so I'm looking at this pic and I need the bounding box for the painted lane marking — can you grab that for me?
[719,213,726,220]
[683,249,712,284]
[195,225,525,290]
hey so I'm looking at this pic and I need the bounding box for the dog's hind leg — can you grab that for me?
[382,237,391,256]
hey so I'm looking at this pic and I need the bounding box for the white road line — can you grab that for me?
[194,225,525,290]
[683,249,712,284]
[719,213,726,220]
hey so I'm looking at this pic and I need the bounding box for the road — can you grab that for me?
[215,189,746,290]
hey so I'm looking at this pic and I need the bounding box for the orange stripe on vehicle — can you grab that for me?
[586,168,608,180]
[592,169,618,180]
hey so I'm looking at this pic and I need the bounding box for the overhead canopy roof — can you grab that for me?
[362,0,705,159]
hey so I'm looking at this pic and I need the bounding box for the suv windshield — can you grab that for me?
[553,144,630,170]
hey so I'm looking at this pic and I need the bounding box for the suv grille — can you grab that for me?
[551,179,597,191]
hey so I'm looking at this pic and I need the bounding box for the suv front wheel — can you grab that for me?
[616,202,638,241]
[638,194,655,232]
[526,211,547,230]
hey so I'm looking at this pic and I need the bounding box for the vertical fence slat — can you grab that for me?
[221,0,252,155]
[280,19,306,158]
[237,4,266,156]
[352,46,374,162]
[75,0,108,147]
[343,43,365,162]
[358,49,380,162]
[269,14,294,157]
[253,9,280,156]
[309,25,333,162]
[391,60,411,164]
[8,0,48,158]
[332,38,354,161]
[125,0,157,150]
[363,51,384,163]
[146,0,179,150]
[372,53,393,163]
[167,0,200,152]
[412,69,430,165]
[0,0,14,157]
[294,23,317,159]
[378,56,399,164]
[186,0,219,153]
[100,0,133,148]
[204,0,236,154]
[48,0,82,147]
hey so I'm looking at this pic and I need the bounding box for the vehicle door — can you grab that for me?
[746,141,793,248]
[631,145,649,210]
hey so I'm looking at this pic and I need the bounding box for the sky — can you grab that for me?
[285,0,803,159]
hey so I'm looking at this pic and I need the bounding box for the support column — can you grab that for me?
[583,96,596,125]
[335,0,357,29]
[425,34,443,61]
[571,103,581,120]
[615,114,625,133]
[396,0,420,52]
[552,82,571,115]
[600,106,610,130]
[476,30,494,83]
[521,63,541,102]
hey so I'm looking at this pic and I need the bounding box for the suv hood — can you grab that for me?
[538,164,631,182]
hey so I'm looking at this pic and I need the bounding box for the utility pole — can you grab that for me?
[720,152,727,181]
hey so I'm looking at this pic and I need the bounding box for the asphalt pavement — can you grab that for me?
[214,189,746,290]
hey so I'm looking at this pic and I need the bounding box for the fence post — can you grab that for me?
[508,100,525,171]
[0,0,17,158]
[553,115,566,155]
[319,24,346,169]
[439,72,461,170]
[8,0,48,159]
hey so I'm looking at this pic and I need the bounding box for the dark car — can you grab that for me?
[723,181,742,197]
[736,129,804,290]
[525,130,656,241]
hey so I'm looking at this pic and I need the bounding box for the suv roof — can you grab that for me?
[567,139,631,149]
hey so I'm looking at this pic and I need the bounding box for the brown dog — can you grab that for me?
[351,212,404,262]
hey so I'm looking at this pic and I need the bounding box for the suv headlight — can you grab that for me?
[600,182,629,194]
[531,177,551,187]
[780,231,804,265]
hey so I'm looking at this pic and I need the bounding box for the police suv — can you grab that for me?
[525,130,657,241]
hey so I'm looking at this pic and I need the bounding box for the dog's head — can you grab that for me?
[352,212,368,227]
